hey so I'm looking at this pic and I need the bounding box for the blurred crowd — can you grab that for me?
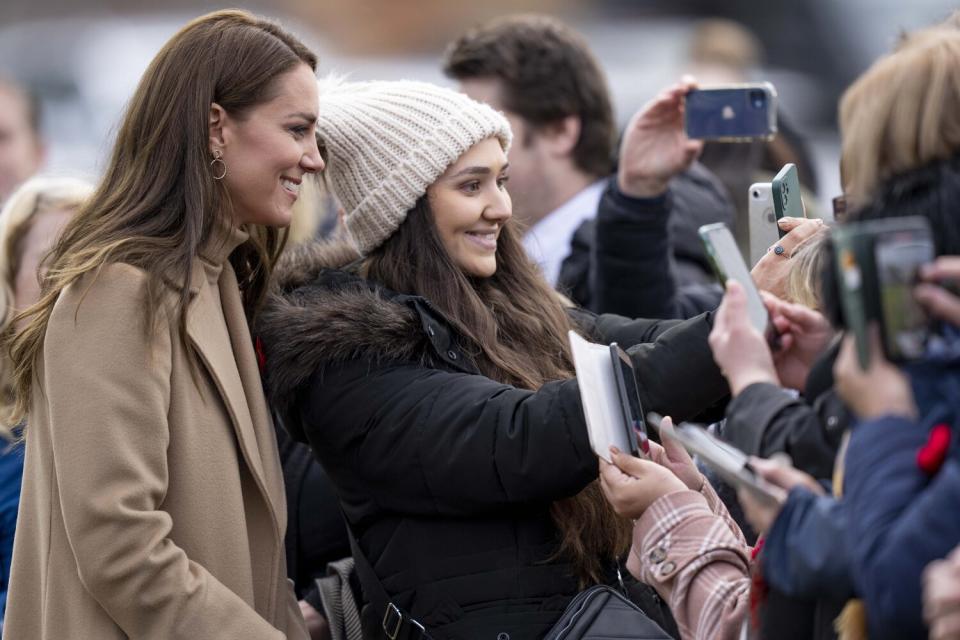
[0,7,958,640]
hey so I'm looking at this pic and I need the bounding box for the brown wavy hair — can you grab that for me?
[6,10,317,423]
[365,197,631,586]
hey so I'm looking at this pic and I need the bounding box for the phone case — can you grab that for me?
[610,344,648,458]
[771,163,805,239]
[748,182,778,266]
[699,223,772,337]
[832,216,934,367]
[684,82,778,141]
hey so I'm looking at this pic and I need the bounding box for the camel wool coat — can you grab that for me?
[3,226,309,640]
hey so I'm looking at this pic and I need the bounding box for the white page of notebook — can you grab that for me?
[568,330,631,462]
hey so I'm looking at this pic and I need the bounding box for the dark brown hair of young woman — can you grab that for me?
[366,197,632,585]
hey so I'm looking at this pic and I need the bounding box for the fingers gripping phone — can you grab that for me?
[748,182,778,266]
[771,163,806,239]
[648,413,785,505]
[684,82,778,141]
[699,222,778,346]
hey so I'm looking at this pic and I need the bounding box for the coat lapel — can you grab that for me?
[185,272,272,511]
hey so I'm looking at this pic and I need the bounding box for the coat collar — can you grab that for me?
[255,241,481,440]
[187,219,250,294]
[183,227,285,541]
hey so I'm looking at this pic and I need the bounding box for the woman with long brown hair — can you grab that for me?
[3,10,322,640]
[257,80,727,639]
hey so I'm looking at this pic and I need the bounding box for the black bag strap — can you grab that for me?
[339,507,432,640]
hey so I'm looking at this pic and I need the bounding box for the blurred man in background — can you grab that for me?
[443,14,735,318]
[0,79,45,205]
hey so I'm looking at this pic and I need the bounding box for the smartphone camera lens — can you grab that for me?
[752,190,760,198]
[749,89,766,109]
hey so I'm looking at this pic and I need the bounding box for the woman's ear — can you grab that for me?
[208,102,227,152]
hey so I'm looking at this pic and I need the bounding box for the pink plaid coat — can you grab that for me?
[627,482,754,640]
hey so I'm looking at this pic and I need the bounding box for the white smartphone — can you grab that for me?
[748,182,778,267]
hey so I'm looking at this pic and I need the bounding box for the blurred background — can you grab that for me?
[1,0,956,211]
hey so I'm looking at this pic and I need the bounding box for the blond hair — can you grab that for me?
[839,26,960,205]
[786,229,829,310]
[0,176,93,435]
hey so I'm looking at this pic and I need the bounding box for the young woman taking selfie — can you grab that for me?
[3,10,322,640]
[257,80,728,639]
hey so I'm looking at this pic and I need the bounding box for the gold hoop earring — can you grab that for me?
[211,149,227,180]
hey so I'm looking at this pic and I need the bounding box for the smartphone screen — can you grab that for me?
[874,229,933,361]
[684,83,777,141]
[771,163,805,239]
[699,223,771,336]
[610,344,649,458]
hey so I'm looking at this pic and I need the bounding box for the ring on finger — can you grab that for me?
[774,245,787,257]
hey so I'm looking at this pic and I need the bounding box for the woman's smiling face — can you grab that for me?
[426,137,512,278]
[214,63,324,228]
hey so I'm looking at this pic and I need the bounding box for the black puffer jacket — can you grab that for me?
[257,243,728,640]
[558,163,733,319]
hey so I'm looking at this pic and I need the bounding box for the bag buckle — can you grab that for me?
[383,603,403,640]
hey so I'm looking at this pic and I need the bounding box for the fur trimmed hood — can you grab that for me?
[256,242,441,431]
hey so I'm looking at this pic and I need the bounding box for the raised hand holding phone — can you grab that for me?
[708,279,780,395]
[618,78,703,198]
[750,216,825,299]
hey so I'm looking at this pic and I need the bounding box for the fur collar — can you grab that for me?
[256,241,437,429]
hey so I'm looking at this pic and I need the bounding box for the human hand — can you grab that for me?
[709,279,779,395]
[737,486,784,535]
[748,456,824,495]
[916,256,960,326]
[599,448,687,520]
[617,78,703,198]
[924,545,960,640]
[763,292,835,392]
[750,217,826,299]
[650,416,705,491]
[833,327,917,420]
[300,600,332,640]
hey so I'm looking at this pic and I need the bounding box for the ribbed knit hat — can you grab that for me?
[316,79,512,255]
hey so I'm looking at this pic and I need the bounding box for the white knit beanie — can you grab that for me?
[316,79,513,255]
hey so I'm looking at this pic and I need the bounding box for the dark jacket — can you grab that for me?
[721,340,849,480]
[843,346,960,639]
[257,243,729,640]
[760,488,851,640]
[0,441,23,626]
[276,424,350,603]
[558,163,732,319]
[718,339,850,640]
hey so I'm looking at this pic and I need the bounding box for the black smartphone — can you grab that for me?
[610,344,650,458]
[684,83,778,141]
